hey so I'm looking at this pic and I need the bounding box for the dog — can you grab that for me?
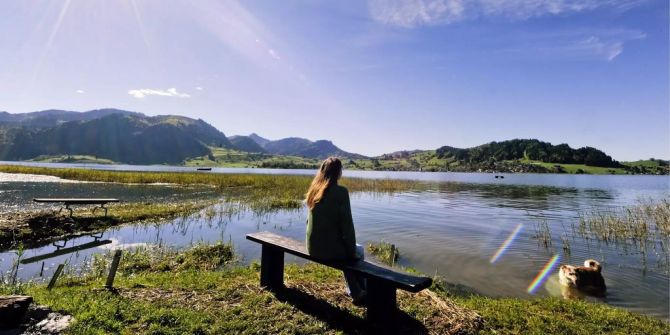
[559,259,606,297]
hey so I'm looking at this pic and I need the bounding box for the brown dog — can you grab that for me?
[559,259,606,297]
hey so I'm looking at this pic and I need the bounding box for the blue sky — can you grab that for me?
[0,0,667,160]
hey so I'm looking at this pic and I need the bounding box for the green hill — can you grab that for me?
[436,139,621,168]
[0,112,231,164]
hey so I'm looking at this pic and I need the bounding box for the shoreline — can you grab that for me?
[3,159,667,175]
[0,201,215,252]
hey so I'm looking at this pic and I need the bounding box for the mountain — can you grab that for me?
[0,108,141,129]
[228,135,266,153]
[248,133,270,147]
[247,135,366,159]
[0,111,231,164]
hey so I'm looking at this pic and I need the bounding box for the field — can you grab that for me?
[185,147,321,169]
[28,155,116,164]
[520,160,628,174]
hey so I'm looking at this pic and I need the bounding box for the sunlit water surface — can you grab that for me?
[0,162,668,320]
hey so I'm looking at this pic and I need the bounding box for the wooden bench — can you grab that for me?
[33,198,120,217]
[246,231,432,328]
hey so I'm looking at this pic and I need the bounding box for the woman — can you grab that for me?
[305,157,367,304]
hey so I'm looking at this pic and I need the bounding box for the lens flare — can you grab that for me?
[490,223,523,264]
[527,254,561,294]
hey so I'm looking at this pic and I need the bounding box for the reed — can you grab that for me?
[0,165,418,212]
[532,219,552,248]
[576,198,670,250]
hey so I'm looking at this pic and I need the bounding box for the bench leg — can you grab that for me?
[260,245,284,291]
[366,278,397,331]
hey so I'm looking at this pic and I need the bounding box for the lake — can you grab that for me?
[0,162,668,320]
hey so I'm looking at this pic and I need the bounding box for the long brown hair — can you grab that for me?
[305,157,342,209]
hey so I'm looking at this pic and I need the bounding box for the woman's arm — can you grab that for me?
[339,187,357,259]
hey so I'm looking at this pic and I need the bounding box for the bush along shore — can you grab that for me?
[2,243,668,334]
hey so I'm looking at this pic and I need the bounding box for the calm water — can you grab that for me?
[1,162,668,320]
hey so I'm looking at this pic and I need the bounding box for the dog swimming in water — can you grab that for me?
[559,259,606,297]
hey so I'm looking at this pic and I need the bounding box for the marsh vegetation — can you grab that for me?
[0,165,417,212]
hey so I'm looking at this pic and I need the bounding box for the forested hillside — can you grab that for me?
[436,139,621,168]
[0,113,231,164]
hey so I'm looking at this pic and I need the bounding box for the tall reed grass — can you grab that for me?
[0,165,417,212]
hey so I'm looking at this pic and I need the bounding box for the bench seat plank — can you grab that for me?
[246,231,432,292]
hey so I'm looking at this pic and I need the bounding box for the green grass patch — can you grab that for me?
[366,241,399,266]
[4,243,667,334]
[450,294,668,335]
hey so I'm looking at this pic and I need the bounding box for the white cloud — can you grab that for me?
[75,89,85,94]
[195,86,204,91]
[368,0,647,27]
[268,49,280,60]
[499,29,646,61]
[578,36,623,61]
[128,88,191,99]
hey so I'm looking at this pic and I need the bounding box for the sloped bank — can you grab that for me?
[2,244,666,334]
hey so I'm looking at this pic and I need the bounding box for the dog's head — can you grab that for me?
[559,265,578,286]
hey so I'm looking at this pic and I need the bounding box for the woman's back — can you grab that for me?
[306,184,356,260]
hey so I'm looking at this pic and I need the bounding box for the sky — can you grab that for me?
[0,0,667,160]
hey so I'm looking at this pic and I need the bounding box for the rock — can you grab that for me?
[33,313,73,333]
[0,295,33,329]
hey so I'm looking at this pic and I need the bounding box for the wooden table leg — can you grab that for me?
[260,244,284,291]
[366,278,397,332]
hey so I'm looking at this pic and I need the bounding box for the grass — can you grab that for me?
[366,241,399,266]
[0,165,417,214]
[3,243,667,334]
[449,294,668,335]
[0,201,215,250]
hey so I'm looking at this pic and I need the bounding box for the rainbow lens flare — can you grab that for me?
[527,254,561,294]
[489,223,523,264]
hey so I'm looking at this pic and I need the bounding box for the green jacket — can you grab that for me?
[306,184,357,260]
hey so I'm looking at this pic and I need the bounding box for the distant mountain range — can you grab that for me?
[0,109,231,164]
[0,109,364,164]
[0,108,661,174]
[229,133,367,159]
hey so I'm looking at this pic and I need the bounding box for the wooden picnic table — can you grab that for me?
[33,198,120,217]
